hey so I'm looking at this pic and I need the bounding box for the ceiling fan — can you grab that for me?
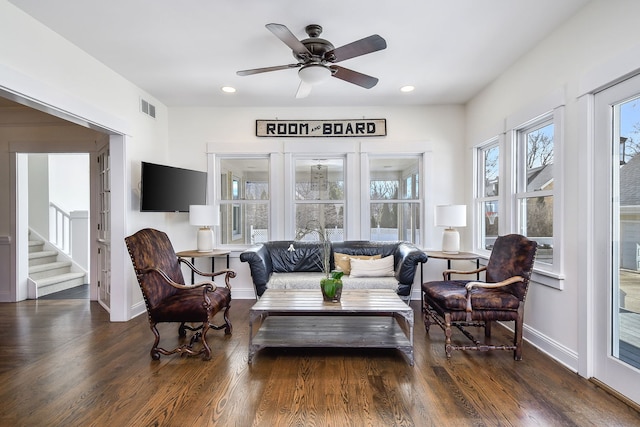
[236,23,387,98]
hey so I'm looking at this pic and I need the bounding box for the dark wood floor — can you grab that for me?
[1,298,639,426]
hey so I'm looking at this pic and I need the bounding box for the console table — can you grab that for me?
[176,249,230,284]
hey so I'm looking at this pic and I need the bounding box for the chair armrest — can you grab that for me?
[138,266,216,292]
[465,276,524,291]
[463,276,525,314]
[443,266,486,280]
[179,258,235,289]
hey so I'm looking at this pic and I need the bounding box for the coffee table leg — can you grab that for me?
[395,310,414,366]
[248,310,266,364]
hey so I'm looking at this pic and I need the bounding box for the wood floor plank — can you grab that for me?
[0,298,639,426]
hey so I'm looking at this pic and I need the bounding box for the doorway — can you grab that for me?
[28,153,91,300]
[593,72,640,404]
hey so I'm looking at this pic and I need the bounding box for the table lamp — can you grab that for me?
[434,204,467,254]
[189,205,218,252]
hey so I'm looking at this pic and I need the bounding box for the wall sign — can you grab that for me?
[256,119,386,137]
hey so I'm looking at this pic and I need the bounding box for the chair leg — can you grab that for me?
[200,321,212,360]
[444,312,453,358]
[223,304,232,335]
[150,323,161,360]
[514,312,524,361]
[485,320,492,337]
[422,298,432,332]
[209,303,233,335]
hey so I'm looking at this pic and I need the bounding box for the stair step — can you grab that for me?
[34,272,86,297]
[29,250,58,266]
[28,240,45,253]
[29,261,72,280]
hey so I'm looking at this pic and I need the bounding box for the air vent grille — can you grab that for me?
[140,98,156,118]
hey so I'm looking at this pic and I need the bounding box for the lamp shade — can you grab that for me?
[434,205,467,228]
[298,64,331,85]
[189,205,218,227]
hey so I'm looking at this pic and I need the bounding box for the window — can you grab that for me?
[516,118,555,264]
[211,145,426,246]
[368,156,421,244]
[218,157,269,244]
[294,158,344,242]
[474,102,563,283]
[476,141,500,251]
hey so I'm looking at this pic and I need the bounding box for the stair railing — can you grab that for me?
[50,202,71,254]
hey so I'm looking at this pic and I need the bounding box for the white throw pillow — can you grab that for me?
[349,255,395,278]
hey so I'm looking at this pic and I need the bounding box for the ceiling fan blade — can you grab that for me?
[330,65,379,89]
[266,23,312,60]
[237,63,301,76]
[327,35,387,63]
[295,81,313,99]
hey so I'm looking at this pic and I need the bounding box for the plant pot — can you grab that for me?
[320,271,344,303]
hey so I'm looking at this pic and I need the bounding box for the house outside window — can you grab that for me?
[516,119,555,264]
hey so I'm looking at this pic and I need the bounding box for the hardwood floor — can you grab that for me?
[1,298,639,426]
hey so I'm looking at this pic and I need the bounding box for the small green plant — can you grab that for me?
[321,270,344,300]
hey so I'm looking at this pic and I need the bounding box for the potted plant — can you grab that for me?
[293,218,343,302]
[320,270,344,302]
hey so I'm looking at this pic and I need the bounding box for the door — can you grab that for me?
[96,146,111,310]
[594,73,640,404]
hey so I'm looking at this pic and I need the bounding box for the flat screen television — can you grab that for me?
[140,161,207,212]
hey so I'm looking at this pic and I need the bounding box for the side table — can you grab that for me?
[176,249,231,284]
[424,250,481,273]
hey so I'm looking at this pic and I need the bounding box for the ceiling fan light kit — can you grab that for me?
[298,64,331,85]
[237,23,386,98]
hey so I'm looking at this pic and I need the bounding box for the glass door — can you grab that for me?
[594,74,640,404]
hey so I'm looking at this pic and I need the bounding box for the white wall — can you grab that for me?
[28,154,49,238]
[465,0,640,371]
[49,154,89,212]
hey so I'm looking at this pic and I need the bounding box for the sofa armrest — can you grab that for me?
[239,244,272,297]
[394,243,428,295]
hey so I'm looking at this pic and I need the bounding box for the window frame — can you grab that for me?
[208,141,430,248]
[474,137,501,256]
[474,97,565,289]
[364,154,423,244]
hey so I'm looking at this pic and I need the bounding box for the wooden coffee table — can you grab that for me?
[248,289,414,365]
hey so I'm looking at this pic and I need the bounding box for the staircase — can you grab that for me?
[28,235,86,299]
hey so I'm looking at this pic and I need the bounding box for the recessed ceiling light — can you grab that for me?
[400,85,415,93]
[221,86,236,93]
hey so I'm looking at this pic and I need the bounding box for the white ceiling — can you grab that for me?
[8,0,590,108]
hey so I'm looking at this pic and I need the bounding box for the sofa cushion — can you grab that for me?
[266,272,398,291]
[270,241,325,273]
[349,255,395,278]
[333,252,381,275]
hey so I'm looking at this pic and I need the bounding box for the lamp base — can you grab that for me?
[441,228,460,254]
[197,227,214,252]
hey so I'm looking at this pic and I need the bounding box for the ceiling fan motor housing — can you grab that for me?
[296,24,335,63]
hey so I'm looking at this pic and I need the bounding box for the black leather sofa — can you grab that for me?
[240,240,428,301]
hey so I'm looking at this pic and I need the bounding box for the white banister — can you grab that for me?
[49,202,70,254]
[49,204,88,268]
